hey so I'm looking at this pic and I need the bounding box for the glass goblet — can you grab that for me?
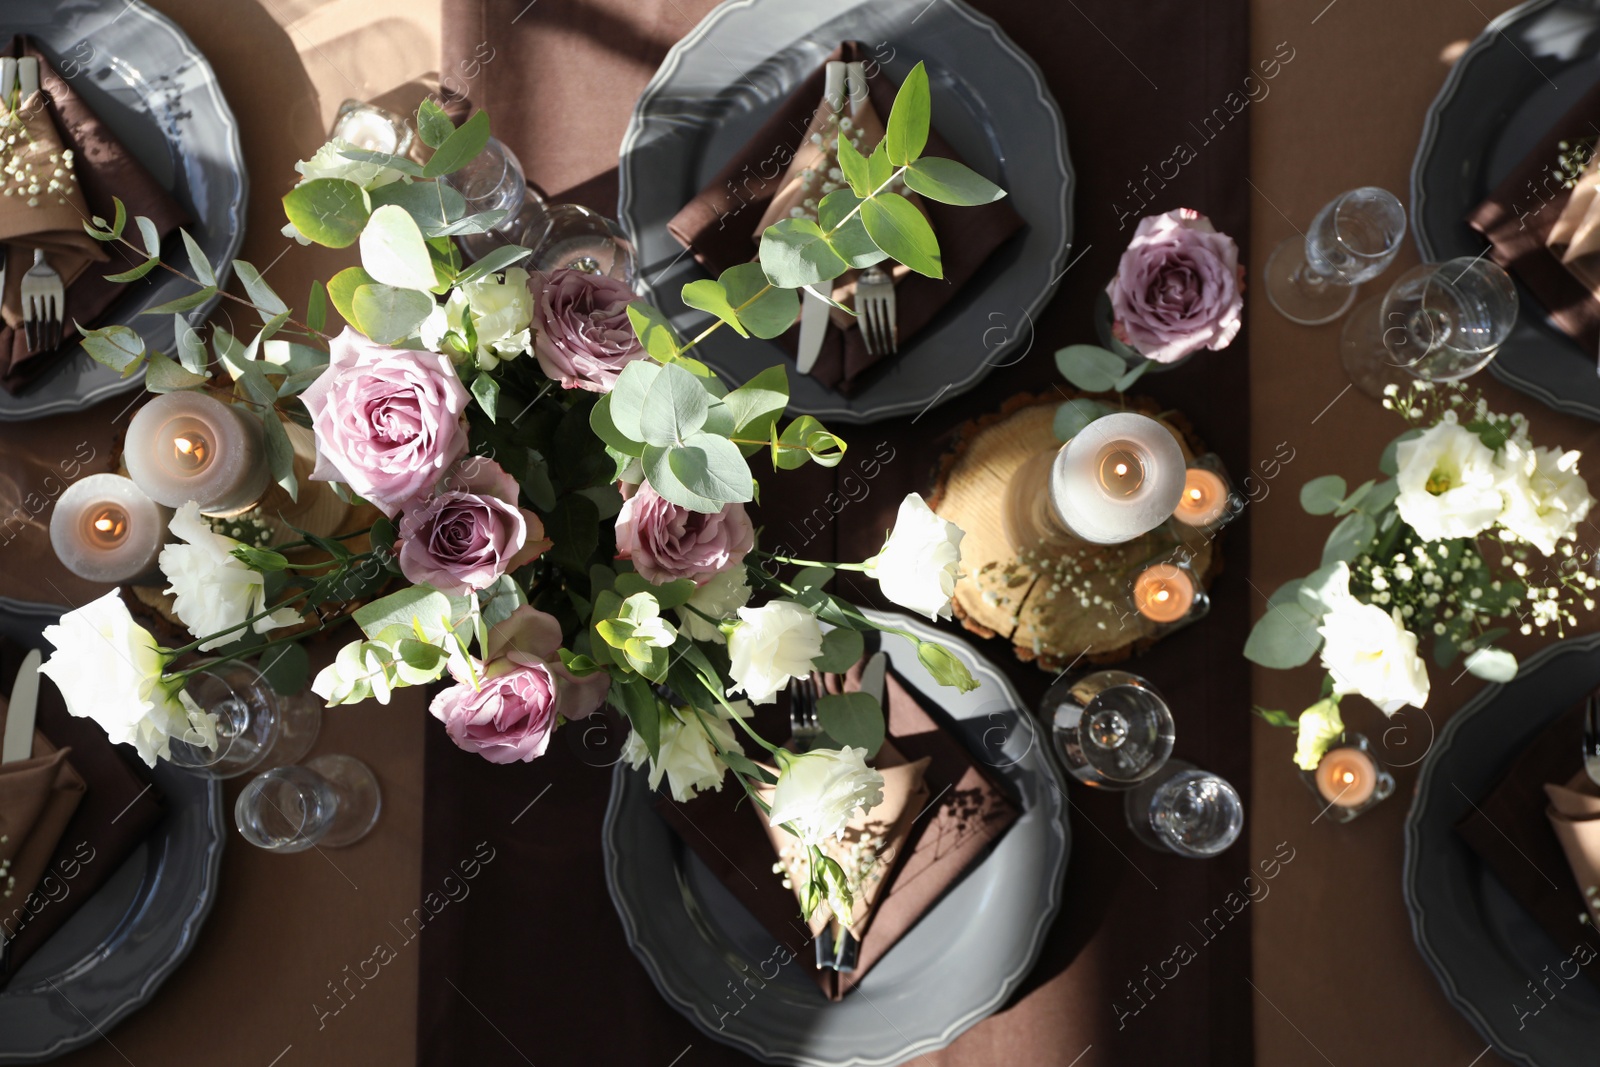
[1124,761,1244,857]
[1264,186,1406,325]
[166,660,321,779]
[527,203,637,287]
[442,136,549,264]
[1041,670,1175,789]
[234,754,382,852]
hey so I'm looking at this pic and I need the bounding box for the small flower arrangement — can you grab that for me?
[1249,380,1598,770]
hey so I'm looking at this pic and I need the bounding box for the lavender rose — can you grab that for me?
[616,479,754,586]
[397,456,551,596]
[430,605,610,764]
[529,268,646,393]
[302,327,470,516]
[1107,208,1243,364]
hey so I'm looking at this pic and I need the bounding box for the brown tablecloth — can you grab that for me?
[421,1,1253,1064]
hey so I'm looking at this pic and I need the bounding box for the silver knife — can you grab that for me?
[2,649,42,763]
[858,651,887,708]
[796,62,847,377]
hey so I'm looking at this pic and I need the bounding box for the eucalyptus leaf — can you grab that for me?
[1300,475,1347,515]
[1243,580,1322,669]
[306,280,328,333]
[1295,562,1349,619]
[721,365,789,437]
[1321,511,1377,568]
[817,189,888,270]
[638,362,711,447]
[471,372,499,421]
[884,61,930,165]
[1334,478,1376,516]
[813,627,865,674]
[143,349,208,392]
[360,204,438,290]
[416,97,456,149]
[719,262,801,338]
[282,178,370,249]
[1052,398,1112,442]
[859,192,941,278]
[180,228,215,286]
[421,110,491,178]
[354,585,454,643]
[102,258,160,284]
[233,260,289,321]
[1113,360,1152,393]
[79,324,145,375]
[260,408,299,502]
[139,286,218,316]
[680,278,750,338]
[327,266,377,327]
[903,156,1006,205]
[625,301,683,362]
[1053,344,1125,393]
[591,393,645,456]
[816,691,886,759]
[351,283,433,344]
[1379,428,1423,476]
[609,361,662,441]
[759,216,850,289]
[452,243,531,286]
[431,209,510,237]
[174,314,207,374]
[136,215,162,259]
[836,131,873,197]
[774,414,846,469]
[368,181,469,237]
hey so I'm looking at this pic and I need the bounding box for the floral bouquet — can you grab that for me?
[1248,380,1598,770]
[41,66,1002,918]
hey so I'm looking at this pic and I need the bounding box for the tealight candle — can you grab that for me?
[124,392,269,513]
[49,474,171,584]
[1174,467,1230,528]
[1315,746,1379,807]
[331,100,413,155]
[1132,562,1196,623]
[1049,412,1187,545]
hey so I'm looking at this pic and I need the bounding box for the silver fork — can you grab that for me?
[787,675,821,752]
[21,249,63,352]
[855,264,896,356]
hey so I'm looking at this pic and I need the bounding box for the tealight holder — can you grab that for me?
[49,473,171,584]
[1300,732,1395,823]
[1172,453,1244,537]
[1126,550,1210,635]
[331,98,414,156]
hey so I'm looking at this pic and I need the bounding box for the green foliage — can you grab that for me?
[884,62,930,166]
[1054,344,1127,393]
[282,178,370,248]
[80,324,146,375]
[903,157,1005,205]
[359,205,437,291]
[421,110,492,179]
[1243,580,1321,669]
[1299,475,1347,515]
[416,98,456,149]
[1052,398,1113,442]
[817,691,885,758]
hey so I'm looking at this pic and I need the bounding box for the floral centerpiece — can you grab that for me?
[1248,379,1598,770]
[40,68,1002,919]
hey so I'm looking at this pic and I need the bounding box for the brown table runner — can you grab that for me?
[422,1,1252,1065]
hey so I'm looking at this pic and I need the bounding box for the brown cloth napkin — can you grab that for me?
[1455,698,1600,979]
[666,41,1024,396]
[1468,78,1600,357]
[0,714,85,931]
[0,36,189,394]
[0,640,165,985]
[1545,773,1600,928]
[654,658,1020,999]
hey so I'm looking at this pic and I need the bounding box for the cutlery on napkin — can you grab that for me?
[1545,773,1600,929]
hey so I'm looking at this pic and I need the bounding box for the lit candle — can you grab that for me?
[124,392,269,513]
[1132,562,1195,624]
[1315,746,1379,807]
[1174,467,1229,528]
[49,474,171,584]
[334,105,403,153]
[1049,412,1187,544]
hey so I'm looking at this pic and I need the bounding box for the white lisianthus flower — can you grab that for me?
[676,566,752,644]
[1316,564,1430,714]
[862,494,966,621]
[280,139,406,244]
[726,600,823,704]
[38,591,216,767]
[1496,441,1594,555]
[767,746,885,846]
[1394,420,1505,541]
[1293,697,1344,771]
[621,702,750,802]
[160,503,302,651]
[420,269,536,372]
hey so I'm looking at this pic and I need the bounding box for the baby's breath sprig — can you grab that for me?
[1554,137,1597,191]
[0,101,77,209]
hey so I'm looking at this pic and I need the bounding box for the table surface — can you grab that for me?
[5,0,1583,1064]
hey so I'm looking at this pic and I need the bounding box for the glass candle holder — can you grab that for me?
[49,474,171,584]
[123,392,269,513]
[1172,453,1243,536]
[1040,670,1175,790]
[166,660,321,780]
[1301,732,1394,822]
[331,98,414,155]
[235,754,382,851]
[1128,552,1210,633]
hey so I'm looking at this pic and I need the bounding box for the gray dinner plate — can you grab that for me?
[1413,0,1600,421]
[616,0,1072,425]
[0,601,224,1064]
[1404,631,1600,1067]
[603,610,1070,1066]
[0,0,246,421]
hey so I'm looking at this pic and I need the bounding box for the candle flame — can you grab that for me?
[1155,589,1170,603]
[1188,487,1203,501]
[94,517,114,532]
[1114,462,1129,477]
[174,436,195,454]
[1341,770,1355,785]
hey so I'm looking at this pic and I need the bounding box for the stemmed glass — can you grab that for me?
[1124,761,1244,857]
[1040,670,1175,789]
[443,136,549,263]
[166,660,320,780]
[1339,256,1519,397]
[527,203,637,287]
[234,754,382,851]
[1264,187,1407,325]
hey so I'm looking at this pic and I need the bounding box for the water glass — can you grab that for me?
[1041,670,1175,789]
[1124,761,1244,857]
[528,203,637,287]
[234,754,382,852]
[167,660,320,779]
[443,136,549,263]
[1264,186,1406,325]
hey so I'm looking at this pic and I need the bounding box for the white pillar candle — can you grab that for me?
[124,392,269,513]
[49,474,171,584]
[1049,412,1187,545]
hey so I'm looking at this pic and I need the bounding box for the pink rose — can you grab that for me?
[1107,208,1243,364]
[529,268,646,393]
[615,479,754,586]
[430,605,610,764]
[397,456,551,596]
[302,327,471,517]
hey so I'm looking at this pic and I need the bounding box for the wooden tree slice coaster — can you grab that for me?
[927,392,1224,672]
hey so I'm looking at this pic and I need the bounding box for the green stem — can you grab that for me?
[163,627,319,682]
[163,587,318,658]
[272,525,377,553]
[758,552,867,572]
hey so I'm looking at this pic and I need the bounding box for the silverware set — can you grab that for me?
[0,57,65,354]
[1583,692,1600,787]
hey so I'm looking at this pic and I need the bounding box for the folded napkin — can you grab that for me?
[667,41,1024,396]
[0,640,165,985]
[0,719,85,933]
[1468,78,1600,357]
[0,36,189,394]
[653,655,1020,999]
[1545,773,1600,928]
[1455,697,1600,979]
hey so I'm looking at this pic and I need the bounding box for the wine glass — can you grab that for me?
[234,754,382,852]
[1124,761,1244,857]
[527,203,637,287]
[1264,187,1407,325]
[443,136,549,264]
[1041,670,1175,789]
[166,660,320,779]
[1339,256,1519,397]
